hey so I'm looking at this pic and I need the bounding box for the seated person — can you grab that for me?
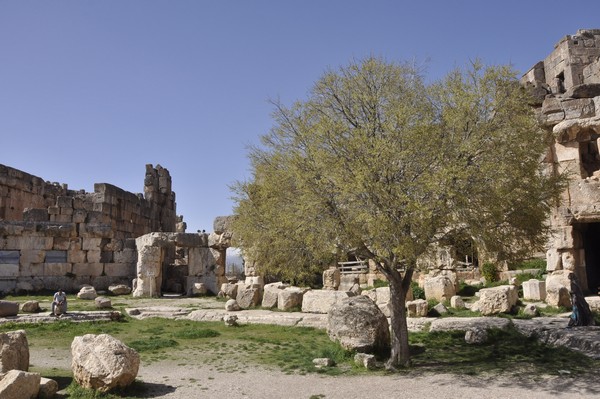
[52,288,67,316]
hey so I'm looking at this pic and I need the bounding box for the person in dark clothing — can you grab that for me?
[567,274,594,327]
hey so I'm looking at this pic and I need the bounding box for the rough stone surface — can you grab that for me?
[450,295,465,309]
[225,299,240,311]
[71,334,140,392]
[312,358,335,368]
[95,297,112,309]
[0,330,29,373]
[322,267,340,290]
[522,279,547,301]
[424,275,456,302]
[0,370,40,399]
[327,295,390,354]
[278,288,304,311]
[301,290,352,314]
[38,377,59,399]
[465,328,488,344]
[0,301,19,317]
[77,285,98,300]
[108,284,131,296]
[261,282,287,308]
[546,271,572,307]
[223,314,239,327]
[354,353,376,370]
[20,301,40,313]
[406,299,428,317]
[433,302,449,315]
[474,285,518,315]
[523,303,540,317]
[429,317,511,332]
[236,286,260,309]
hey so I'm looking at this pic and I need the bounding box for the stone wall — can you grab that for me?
[522,29,600,294]
[0,163,177,293]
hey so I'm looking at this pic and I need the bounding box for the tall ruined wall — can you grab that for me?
[522,29,600,293]
[0,163,177,293]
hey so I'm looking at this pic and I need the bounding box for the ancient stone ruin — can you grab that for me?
[0,163,230,296]
[522,29,600,295]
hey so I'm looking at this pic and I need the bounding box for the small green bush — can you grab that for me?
[481,263,498,284]
[372,279,389,288]
[457,281,479,297]
[411,281,425,300]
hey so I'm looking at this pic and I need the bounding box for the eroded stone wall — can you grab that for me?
[0,163,177,293]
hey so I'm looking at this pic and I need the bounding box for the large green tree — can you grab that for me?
[232,58,561,367]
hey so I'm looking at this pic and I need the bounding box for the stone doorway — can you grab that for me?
[579,222,600,295]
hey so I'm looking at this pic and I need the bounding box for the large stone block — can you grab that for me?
[406,299,428,317]
[114,249,137,264]
[87,250,101,263]
[522,279,547,301]
[0,250,20,264]
[43,263,72,276]
[278,287,304,311]
[474,285,518,315]
[20,249,45,264]
[68,249,87,264]
[82,238,103,251]
[0,329,29,372]
[104,263,135,277]
[0,264,19,278]
[424,275,456,301]
[546,248,562,271]
[73,263,104,277]
[236,286,260,309]
[262,282,287,308]
[0,370,40,399]
[301,290,352,314]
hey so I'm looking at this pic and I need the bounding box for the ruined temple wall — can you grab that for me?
[0,163,178,293]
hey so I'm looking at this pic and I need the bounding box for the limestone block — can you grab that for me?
[225,299,240,311]
[354,353,376,370]
[301,290,352,314]
[68,249,87,264]
[0,332,29,373]
[48,205,60,215]
[43,263,72,276]
[406,299,428,317]
[450,295,465,309]
[21,301,40,313]
[86,250,101,263]
[262,282,287,308]
[57,196,73,209]
[546,285,571,307]
[53,237,81,251]
[38,377,59,399]
[95,297,112,309]
[191,283,207,296]
[188,247,213,276]
[522,279,547,301]
[561,250,578,271]
[60,206,73,215]
[108,284,132,295]
[105,263,134,277]
[71,334,139,392]
[19,263,43,276]
[476,285,518,315]
[113,249,137,264]
[236,286,260,309]
[327,295,390,354]
[72,209,87,223]
[81,224,114,238]
[546,248,562,271]
[552,226,581,250]
[0,301,19,317]
[0,264,20,278]
[15,236,53,250]
[82,238,103,251]
[278,288,304,310]
[22,208,49,222]
[424,275,456,301]
[322,267,341,290]
[0,370,40,399]
[77,285,98,300]
[562,98,595,120]
[19,249,44,264]
[45,250,67,263]
[73,263,104,277]
[52,214,72,223]
[465,328,488,344]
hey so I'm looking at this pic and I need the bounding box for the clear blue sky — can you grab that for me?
[1,1,599,233]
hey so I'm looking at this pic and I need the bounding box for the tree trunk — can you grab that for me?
[386,268,414,368]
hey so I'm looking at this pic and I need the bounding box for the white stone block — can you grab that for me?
[522,279,547,301]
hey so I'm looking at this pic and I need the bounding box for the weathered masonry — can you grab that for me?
[0,163,226,295]
[522,29,600,294]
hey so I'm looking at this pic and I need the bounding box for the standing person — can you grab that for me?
[568,274,594,327]
[52,288,67,316]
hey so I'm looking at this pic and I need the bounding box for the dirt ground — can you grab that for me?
[24,295,600,399]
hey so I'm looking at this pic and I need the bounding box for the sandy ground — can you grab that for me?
[29,344,600,399]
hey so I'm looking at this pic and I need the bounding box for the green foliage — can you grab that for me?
[411,281,425,300]
[481,263,498,284]
[172,328,220,339]
[231,57,564,367]
[127,337,179,352]
[457,282,480,297]
[373,279,389,288]
[512,258,547,271]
